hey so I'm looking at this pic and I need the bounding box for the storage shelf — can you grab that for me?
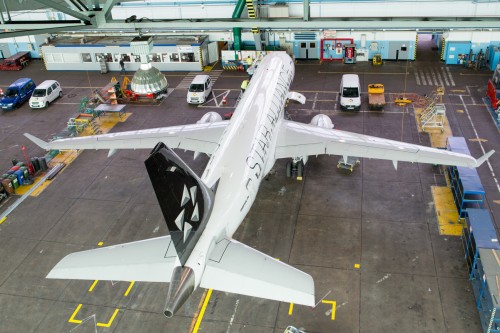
[446,137,485,218]
[462,209,500,333]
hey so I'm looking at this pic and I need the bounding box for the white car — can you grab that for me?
[29,80,62,108]
[187,75,212,104]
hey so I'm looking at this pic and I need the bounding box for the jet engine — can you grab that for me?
[309,114,334,129]
[196,112,222,124]
[286,115,333,180]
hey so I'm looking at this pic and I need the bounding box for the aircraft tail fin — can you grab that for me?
[145,142,214,266]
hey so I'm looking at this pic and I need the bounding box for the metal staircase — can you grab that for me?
[421,103,446,131]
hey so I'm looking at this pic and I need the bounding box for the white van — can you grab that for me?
[29,80,62,108]
[339,74,361,111]
[187,75,212,104]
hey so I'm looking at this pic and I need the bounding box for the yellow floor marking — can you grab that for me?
[80,112,132,137]
[0,216,6,225]
[322,300,337,320]
[96,308,119,327]
[354,263,360,269]
[189,289,208,332]
[296,176,303,181]
[288,303,294,315]
[432,186,462,235]
[469,138,488,142]
[68,304,83,324]
[97,241,104,246]
[88,280,98,292]
[456,109,464,113]
[413,107,452,148]
[16,164,74,196]
[450,90,466,93]
[124,281,135,296]
[192,289,212,333]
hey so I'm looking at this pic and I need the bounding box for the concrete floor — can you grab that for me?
[0,35,498,333]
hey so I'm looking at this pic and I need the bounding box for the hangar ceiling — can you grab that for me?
[1,0,500,38]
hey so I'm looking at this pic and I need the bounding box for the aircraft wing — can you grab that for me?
[200,238,315,306]
[24,121,229,156]
[275,120,494,168]
[46,236,178,282]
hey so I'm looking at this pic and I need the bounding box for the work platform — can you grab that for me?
[0,40,498,333]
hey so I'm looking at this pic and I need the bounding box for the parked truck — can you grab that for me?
[368,83,386,111]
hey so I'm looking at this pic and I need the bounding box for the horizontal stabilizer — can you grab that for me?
[47,236,178,282]
[201,239,315,306]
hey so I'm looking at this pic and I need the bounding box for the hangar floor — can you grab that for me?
[0,39,499,333]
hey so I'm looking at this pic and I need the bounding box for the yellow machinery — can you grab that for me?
[372,54,382,65]
[395,97,412,106]
[367,83,386,110]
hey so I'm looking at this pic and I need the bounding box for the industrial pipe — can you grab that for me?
[231,0,246,51]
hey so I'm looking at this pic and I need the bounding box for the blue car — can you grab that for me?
[0,78,36,110]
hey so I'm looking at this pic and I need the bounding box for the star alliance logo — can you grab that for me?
[173,184,199,243]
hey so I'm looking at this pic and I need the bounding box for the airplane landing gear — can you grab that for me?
[286,159,304,180]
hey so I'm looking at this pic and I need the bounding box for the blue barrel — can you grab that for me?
[14,169,24,185]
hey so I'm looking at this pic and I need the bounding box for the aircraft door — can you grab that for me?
[298,42,308,59]
[297,41,319,60]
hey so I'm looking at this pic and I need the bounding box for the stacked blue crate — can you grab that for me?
[462,209,500,333]
[446,137,486,218]
[474,249,500,332]
[463,209,500,280]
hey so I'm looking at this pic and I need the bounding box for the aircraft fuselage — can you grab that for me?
[186,52,295,285]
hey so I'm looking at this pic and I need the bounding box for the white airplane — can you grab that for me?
[25,52,494,318]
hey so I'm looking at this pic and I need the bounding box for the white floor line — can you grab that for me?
[440,68,450,86]
[446,67,456,86]
[460,94,500,193]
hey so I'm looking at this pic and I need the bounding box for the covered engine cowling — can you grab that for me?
[197,112,223,124]
[309,114,334,129]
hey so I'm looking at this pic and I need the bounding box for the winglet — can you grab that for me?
[24,133,49,150]
[476,150,495,167]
